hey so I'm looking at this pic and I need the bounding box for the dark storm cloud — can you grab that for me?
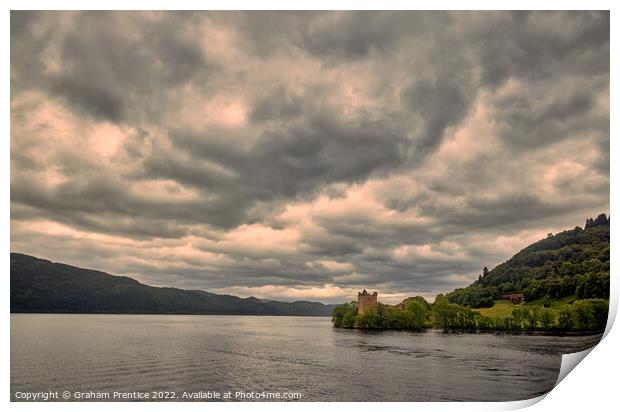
[12,11,214,123]
[10,11,50,93]
[469,11,610,150]
[231,11,450,62]
[489,80,608,148]
[297,11,437,61]
[400,70,476,156]
[474,11,609,88]
[136,102,417,229]
[172,113,410,189]
[249,86,304,123]
[10,11,609,302]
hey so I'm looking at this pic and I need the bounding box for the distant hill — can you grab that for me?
[10,253,337,316]
[446,214,610,308]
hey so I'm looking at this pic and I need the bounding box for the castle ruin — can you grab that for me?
[357,289,378,315]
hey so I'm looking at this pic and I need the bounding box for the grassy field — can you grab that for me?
[472,300,522,319]
[472,299,563,321]
[526,294,577,309]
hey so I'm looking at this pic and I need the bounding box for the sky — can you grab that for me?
[10,11,609,304]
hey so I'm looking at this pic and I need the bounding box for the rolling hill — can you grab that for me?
[10,253,337,316]
[446,214,610,308]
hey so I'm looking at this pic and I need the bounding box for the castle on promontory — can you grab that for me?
[357,290,378,314]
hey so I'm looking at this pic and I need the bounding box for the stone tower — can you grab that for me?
[357,289,378,315]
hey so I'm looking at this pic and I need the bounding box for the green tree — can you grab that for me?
[527,306,542,330]
[573,300,595,330]
[511,308,524,330]
[355,311,379,329]
[406,300,428,329]
[558,308,574,331]
[476,315,494,330]
[540,309,554,330]
[332,303,356,328]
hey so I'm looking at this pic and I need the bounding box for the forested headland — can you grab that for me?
[332,214,610,333]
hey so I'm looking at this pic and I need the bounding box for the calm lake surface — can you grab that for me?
[11,314,602,402]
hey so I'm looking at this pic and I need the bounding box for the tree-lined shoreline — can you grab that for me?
[332,295,608,333]
[333,214,610,333]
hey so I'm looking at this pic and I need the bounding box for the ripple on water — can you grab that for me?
[10,315,603,402]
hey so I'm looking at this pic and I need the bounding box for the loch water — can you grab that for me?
[10,314,602,401]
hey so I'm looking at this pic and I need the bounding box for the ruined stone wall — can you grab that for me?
[357,291,378,314]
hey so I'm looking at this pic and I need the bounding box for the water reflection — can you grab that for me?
[11,314,602,402]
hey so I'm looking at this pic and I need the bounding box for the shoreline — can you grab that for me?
[9,311,333,317]
[335,326,605,337]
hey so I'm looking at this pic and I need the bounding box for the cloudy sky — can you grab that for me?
[10,11,609,303]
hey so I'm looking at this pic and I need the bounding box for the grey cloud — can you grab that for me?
[50,77,126,122]
[490,81,608,148]
[14,11,214,123]
[400,70,476,155]
[10,11,610,301]
[156,111,413,228]
[299,12,432,61]
[232,11,450,63]
[299,234,365,257]
[475,11,609,88]
[249,86,304,123]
